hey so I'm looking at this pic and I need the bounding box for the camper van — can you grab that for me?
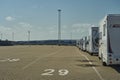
[88,27,99,55]
[76,40,80,48]
[86,36,90,52]
[79,39,83,50]
[99,14,120,66]
[82,37,87,51]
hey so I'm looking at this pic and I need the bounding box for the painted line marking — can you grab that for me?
[22,48,64,70]
[76,48,104,80]
[0,58,20,62]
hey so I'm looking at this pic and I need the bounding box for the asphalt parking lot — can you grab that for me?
[0,45,120,80]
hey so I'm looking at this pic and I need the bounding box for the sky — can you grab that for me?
[0,0,120,41]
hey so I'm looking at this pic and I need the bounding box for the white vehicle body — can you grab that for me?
[82,37,87,51]
[76,40,80,48]
[86,36,90,52]
[79,39,83,50]
[88,27,99,54]
[99,14,120,65]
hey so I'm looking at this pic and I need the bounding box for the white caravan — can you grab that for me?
[82,37,87,51]
[76,40,80,48]
[88,27,99,55]
[86,36,90,52]
[79,39,83,50]
[99,14,120,65]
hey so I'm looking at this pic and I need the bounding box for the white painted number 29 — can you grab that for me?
[58,69,69,76]
[41,69,54,76]
[41,69,69,76]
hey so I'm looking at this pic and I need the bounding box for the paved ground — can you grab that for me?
[0,45,120,80]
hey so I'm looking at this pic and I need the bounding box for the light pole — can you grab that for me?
[70,32,73,45]
[28,30,30,45]
[70,32,72,40]
[58,9,61,46]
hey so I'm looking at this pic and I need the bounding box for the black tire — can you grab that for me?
[98,56,101,60]
[102,62,107,66]
[90,53,93,56]
[101,54,107,66]
[90,52,93,56]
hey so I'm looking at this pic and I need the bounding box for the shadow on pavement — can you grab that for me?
[76,59,96,62]
[76,64,99,67]
[110,65,120,73]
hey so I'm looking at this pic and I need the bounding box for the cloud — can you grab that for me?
[71,23,92,38]
[72,23,92,28]
[72,23,92,32]
[19,22,32,28]
[5,16,15,21]
[0,26,11,31]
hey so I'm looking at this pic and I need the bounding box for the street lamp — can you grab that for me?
[28,30,30,45]
[58,9,61,46]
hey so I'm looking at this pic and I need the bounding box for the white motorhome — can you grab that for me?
[88,27,99,55]
[99,14,120,66]
[76,40,80,48]
[82,37,87,51]
[86,36,90,52]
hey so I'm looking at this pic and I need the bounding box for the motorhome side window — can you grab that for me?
[103,24,106,36]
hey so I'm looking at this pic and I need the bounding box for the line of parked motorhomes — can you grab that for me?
[76,14,120,66]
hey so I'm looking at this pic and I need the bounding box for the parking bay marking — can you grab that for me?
[41,69,69,76]
[0,58,20,62]
[22,48,64,70]
[76,48,104,80]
